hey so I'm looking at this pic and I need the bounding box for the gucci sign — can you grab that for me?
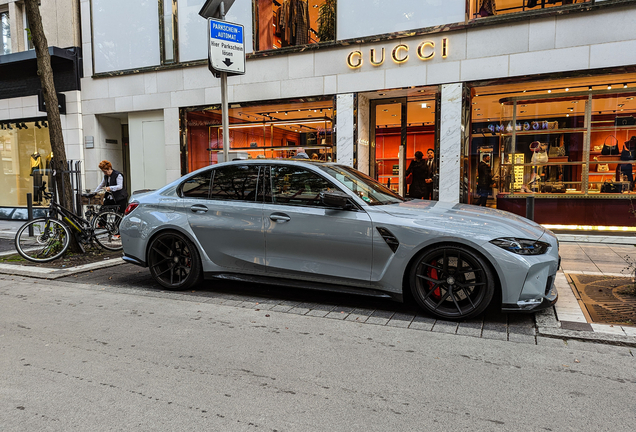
[346,38,448,69]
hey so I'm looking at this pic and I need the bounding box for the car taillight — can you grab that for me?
[124,202,139,215]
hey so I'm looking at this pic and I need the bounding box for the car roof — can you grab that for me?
[214,159,339,167]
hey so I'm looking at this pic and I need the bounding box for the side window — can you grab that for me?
[270,165,336,207]
[210,165,260,201]
[181,171,212,198]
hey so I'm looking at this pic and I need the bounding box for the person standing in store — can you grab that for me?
[405,151,427,199]
[476,154,494,206]
[422,148,437,200]
[94,160,129,213]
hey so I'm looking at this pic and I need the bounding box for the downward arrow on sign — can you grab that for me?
[223,58,233,67]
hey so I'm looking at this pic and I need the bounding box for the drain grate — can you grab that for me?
[568,274,636,326]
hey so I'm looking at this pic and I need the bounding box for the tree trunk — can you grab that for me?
[23,0,81,252]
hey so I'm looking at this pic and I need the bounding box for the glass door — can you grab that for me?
[371,99,406,195]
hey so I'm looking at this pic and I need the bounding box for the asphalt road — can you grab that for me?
[1,275,634,431]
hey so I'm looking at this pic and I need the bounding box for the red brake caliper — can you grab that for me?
[427,260,441,299]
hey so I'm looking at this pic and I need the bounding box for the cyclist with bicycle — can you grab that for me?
[95,160,128,214]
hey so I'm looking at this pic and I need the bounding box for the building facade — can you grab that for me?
[0,0,82,218]
[3,0,636,233]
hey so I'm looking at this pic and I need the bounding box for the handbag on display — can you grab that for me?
[597,164,610,172]
[614,116,636,126]
[601,135,620,155]
[547,121,559,130]
[600,182,622,193]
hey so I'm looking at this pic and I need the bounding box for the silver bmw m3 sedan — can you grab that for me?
[120,160,559,320]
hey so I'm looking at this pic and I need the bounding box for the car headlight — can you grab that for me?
[490,238,550,255]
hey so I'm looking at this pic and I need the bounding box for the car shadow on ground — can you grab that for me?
[63,262,535,337]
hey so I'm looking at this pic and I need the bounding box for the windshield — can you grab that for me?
[318,165,406,206]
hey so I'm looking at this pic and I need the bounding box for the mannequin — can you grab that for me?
[529,141,548,191]
[30,151,44,204]
[618,136,635,191]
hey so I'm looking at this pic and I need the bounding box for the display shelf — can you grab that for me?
[499,127,586,136]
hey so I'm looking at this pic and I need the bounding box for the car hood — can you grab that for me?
[374,200,546,241]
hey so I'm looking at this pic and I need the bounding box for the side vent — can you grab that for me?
[376,227,399,253]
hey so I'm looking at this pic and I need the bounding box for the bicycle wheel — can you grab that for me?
[92,211,123,251]
[15,218,71,263]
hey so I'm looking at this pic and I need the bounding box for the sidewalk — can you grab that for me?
[1,218,634,345]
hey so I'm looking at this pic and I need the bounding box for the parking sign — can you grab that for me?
[208,18,245,75]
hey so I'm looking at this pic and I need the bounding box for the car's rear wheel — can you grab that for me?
[148,232,202,290]
[410,245,495,320]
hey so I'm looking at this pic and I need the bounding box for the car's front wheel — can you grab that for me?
[410,245,495,320]
[148,232,202,290]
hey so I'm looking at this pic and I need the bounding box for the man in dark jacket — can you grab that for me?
[476,154,493,206]
[95,160,129,213]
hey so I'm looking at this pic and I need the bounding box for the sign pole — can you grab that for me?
[219,3,230,163]
[202,0,244,164]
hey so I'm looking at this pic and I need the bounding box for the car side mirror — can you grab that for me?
[320,190,351,209]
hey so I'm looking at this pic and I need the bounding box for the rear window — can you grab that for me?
[181,171,212,198]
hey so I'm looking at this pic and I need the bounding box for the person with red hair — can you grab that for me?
[94,160,128,213]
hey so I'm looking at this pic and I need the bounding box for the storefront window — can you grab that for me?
[182,97,334,172]
[470,0,590,19]
[254,0,335,51]
[1,10,10,55]
[0,120,52,210]
[468,74,636,229]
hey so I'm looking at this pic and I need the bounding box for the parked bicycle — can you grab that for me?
[14,190,123,263]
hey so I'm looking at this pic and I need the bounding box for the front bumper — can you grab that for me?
[501,274,558,312]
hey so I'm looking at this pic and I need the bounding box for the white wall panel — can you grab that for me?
[92,0,161,73]
[337,0,465,41]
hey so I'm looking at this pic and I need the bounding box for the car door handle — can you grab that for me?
[190,204,208,213]
[269,213,291,222]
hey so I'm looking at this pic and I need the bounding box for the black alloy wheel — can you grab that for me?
[148,232,202,290]
[410,245,495,320]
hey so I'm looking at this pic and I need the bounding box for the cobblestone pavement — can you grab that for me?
[56,262,545,345]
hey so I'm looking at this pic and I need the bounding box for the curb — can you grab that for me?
[0,257,126,279]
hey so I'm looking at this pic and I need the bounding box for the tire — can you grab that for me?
[15,218,71,263]
[92,211,123,251]
[410,245,495,320]
[147,232,202,290]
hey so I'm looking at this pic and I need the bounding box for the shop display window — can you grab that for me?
[0,120,52,210]
[468,74,636,213]
[182,97,334,173]
[254,0,335,51]
[470,0,590,19]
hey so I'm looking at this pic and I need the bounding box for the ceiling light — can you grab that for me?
[588,86,593,91]
[547,90,552,93]
[474,108,480,111]
[421,103,428,108]
[565,88,569,91]
[608,85,612,90]
[566,114,570,117]
[383,109,388,112]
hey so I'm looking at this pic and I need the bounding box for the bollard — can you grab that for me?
[27,193,34,236]
[525,195,535,221]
